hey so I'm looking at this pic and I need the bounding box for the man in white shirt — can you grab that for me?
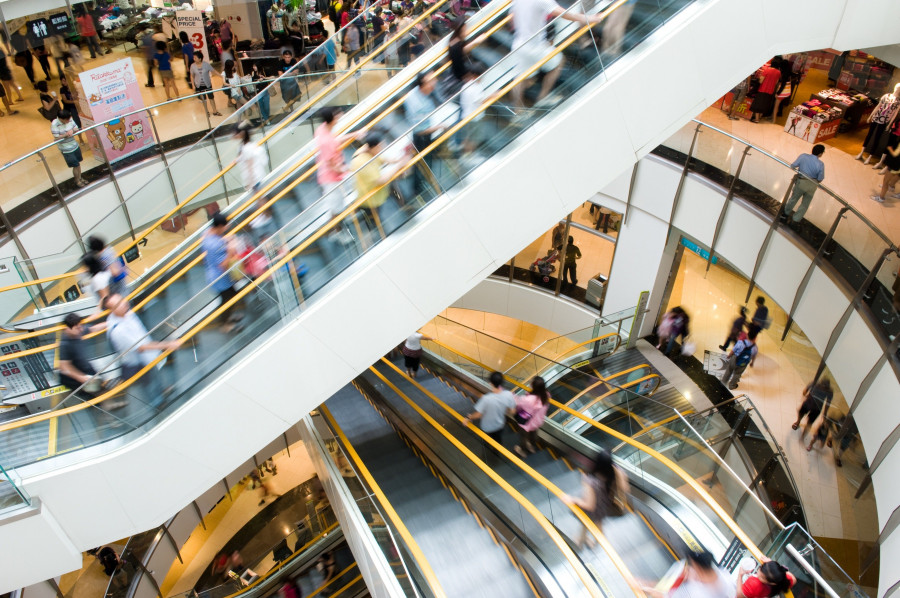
[104,294,181,411]
[467,371,516,463]
[510,0,605,105]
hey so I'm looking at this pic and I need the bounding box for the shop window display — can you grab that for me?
[496,202,620,311]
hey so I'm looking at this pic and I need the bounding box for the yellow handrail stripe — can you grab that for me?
[562,374,660,425]
[0,0,638,435]
[306,564,359,598]
[0,10,515,357]
[425,340,766,560]
[321,405,447,598]
[366,362,614,597]
[219,522,339,598]
[552,332,622,361]
[327,574,364,598]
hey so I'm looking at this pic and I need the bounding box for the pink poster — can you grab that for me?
[78,58,155,163]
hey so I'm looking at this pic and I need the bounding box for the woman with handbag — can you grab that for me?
[36,81,61,121]
[513,376,550,458]
[564,450,629,547]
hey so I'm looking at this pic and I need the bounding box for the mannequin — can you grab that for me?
[856,83,900,164]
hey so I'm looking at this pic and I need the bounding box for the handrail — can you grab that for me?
[366,360,618,598]
[552,332,622,361]
[374,357,644,597]
[0,0,655,440]
[558,374,661,424]
[686,119,896,250]
[320,405,448,598]
[422,338,768,560]
[0,0,466,298]
[306,564,360,598]
[0,5,515,356]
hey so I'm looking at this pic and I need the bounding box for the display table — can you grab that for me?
[811,88,875,130]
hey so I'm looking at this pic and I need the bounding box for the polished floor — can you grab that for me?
[664,251,878,586]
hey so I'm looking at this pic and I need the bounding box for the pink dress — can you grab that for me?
[516,394,549,432]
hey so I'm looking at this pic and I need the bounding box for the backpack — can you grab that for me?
[734,342,755,367]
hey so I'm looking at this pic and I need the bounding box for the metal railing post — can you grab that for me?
[37,150,86,253]
[781,207,850,341]
[744,177,798,304]
[665,123,701,245]
[146,109,182,210]
[706,146,751,273]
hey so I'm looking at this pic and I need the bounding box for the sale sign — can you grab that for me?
[176,10,207,58]
[78,58,155,163]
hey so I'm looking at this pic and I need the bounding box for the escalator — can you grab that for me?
[321,378,636,597]
[0,0,698,467]
[0,0,783,564]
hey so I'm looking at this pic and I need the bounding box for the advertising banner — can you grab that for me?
[176,10,207,58]
[78,58,155,163]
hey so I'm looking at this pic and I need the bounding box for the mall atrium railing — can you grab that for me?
[655,119,895,495]
[0,0,471,299]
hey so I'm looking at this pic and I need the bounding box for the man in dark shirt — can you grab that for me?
[371,8,385,48]
[58,313,101,394]
[563,235,582,286]
[748,295,769,336]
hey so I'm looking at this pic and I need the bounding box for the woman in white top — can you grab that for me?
[83,253,112,308]
[401,331,433,378]
[223,59,247,115]
[234,128,276,242]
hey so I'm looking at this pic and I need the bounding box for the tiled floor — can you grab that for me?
[664,251,878,570]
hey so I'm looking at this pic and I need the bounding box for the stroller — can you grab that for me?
[530,249,559,284]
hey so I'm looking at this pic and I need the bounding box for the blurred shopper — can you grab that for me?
[748,296,769,336]
[154,41,179,101]
[791,378,832,447]
[51,109,86,187]
[343,19,361,67]
[87,236,127,296]
[0,45,24,102]
[564,450,628,546]
[720,329,757,390]
[277,50,302,112]
[83,253,113,303]
[180,32,195,88]
[76,9,103,59]
[783,144,825,222]
[352,132,394,233]
[249,62,272,124]
[202,213,245,333]
[405,73,445,196]
[466,370,516,447]
[514,376,550,458]
[659,306,689,356]
[666,550,734,598]
[736,559,795,598]
[190,52,222,116]
[830,413,858,468]
[141,29,157,87]
[58,75,82,135]
[224,59,248,115]
[509,0,603,106]
[600,0,635,56]
[104,293,181,410]
[59,314,102,394]
[719,307,747,351]
[871,144,900,203]
[315,107,355,219]
[401,330,433,378]
[234,128,267,192]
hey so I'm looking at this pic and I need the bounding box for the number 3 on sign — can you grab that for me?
[191,32,204,50]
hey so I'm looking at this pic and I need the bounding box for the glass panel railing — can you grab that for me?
[0,460,29,513]
[657,121,900,344]
[0,0,506,340]
[417,322,790,551]
[312,407,445,597]
[0,0,471,306]
[0,0,697,488]
[763,523,868,598]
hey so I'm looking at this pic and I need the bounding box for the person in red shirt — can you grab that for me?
[750,62,782,123]
[76,11,103,59]
[737,560,796,598]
